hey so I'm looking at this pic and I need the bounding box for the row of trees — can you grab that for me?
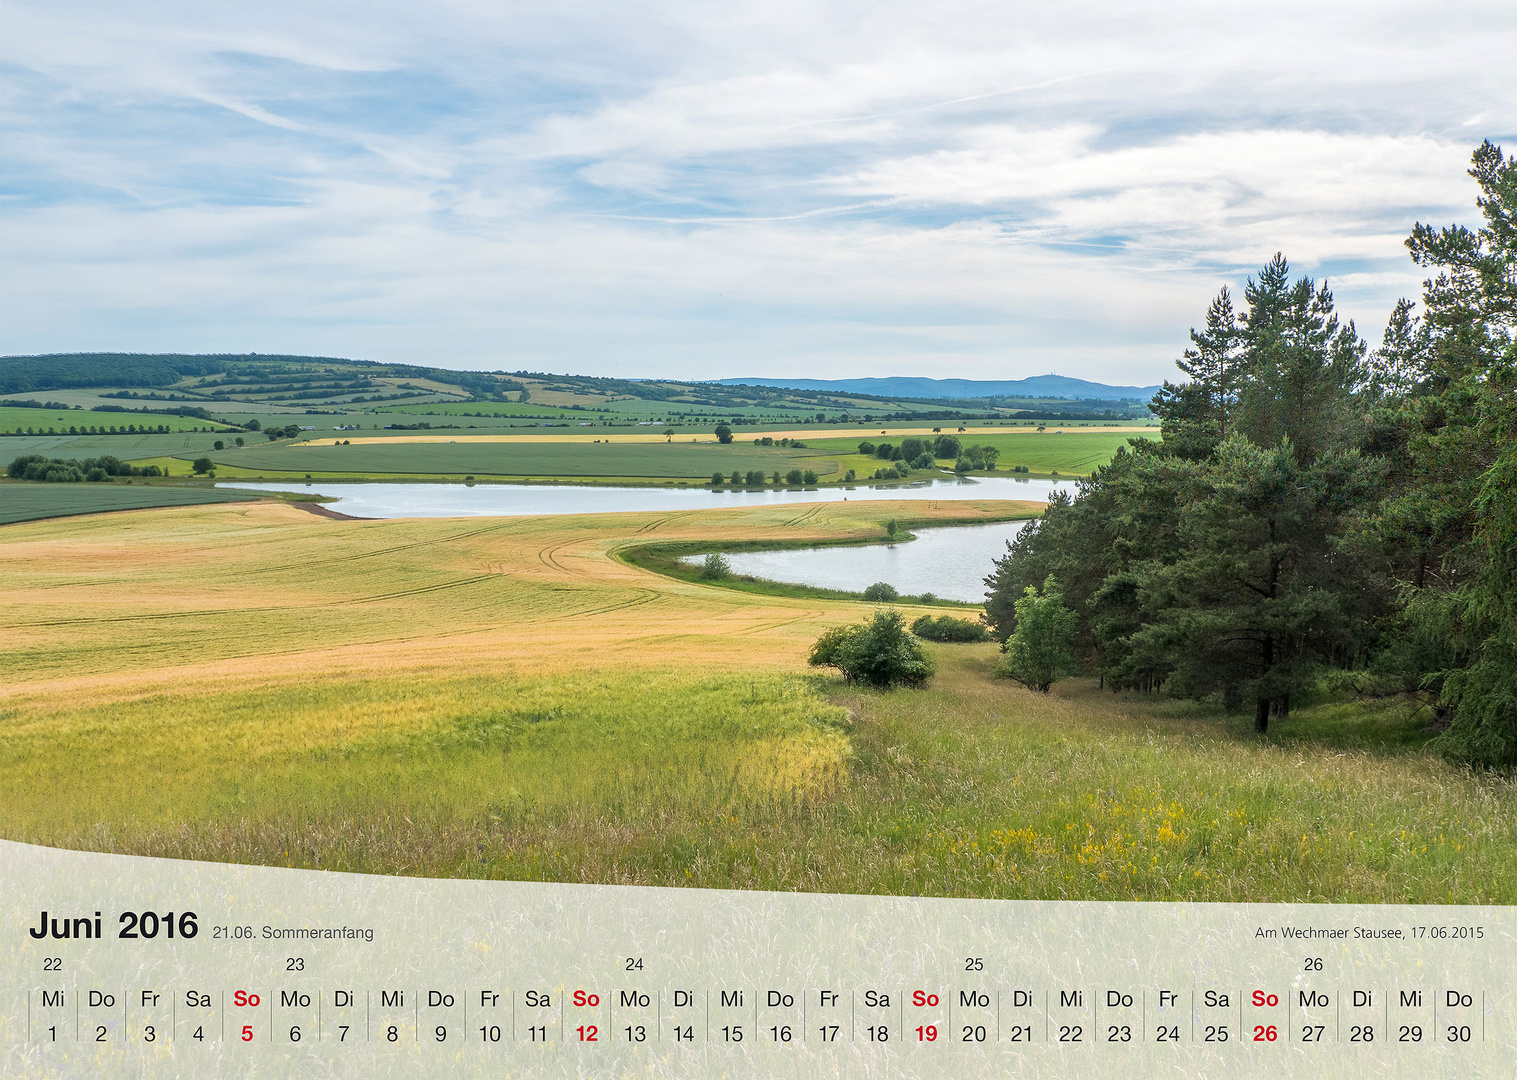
[981,142,1517,764]
[712,469,819,486]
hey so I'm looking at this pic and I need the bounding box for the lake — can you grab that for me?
[220,475,1068,518]
[684,520,1034,602]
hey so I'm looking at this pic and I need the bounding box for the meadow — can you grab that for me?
[1,497,1513,903]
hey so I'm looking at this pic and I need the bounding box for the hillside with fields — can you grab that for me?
[3,496,1511,903]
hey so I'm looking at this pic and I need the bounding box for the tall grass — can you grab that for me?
[3,652,1511,902]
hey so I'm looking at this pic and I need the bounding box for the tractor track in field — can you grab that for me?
[222,520,521,578]
[337,573,502,606]
[781,505,825,528]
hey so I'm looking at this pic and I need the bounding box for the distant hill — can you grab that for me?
[712,375,1163,401]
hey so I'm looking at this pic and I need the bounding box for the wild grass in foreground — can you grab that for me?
[3,651,1511,904]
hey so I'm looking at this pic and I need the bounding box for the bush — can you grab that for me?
[911,614,991,642]
[213,440,225,450]
[712,472,725,485]
[863,582,899,601]
[994,576,1077,692]
[808,609,935,688]
[932,434,961,459]
[857,440,876,455]
[802,470,818,484]
[785,469,804,485]
[698,553,731,580]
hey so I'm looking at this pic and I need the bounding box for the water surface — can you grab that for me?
[685,520,1034,603]
[221,476,1066,518]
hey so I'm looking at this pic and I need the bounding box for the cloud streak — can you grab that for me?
[1,0,1513,382]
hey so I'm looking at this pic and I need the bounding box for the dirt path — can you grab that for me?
[291,500,370,521]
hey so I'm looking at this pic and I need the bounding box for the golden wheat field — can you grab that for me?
[2,497,1514,902]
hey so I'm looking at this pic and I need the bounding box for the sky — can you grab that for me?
[2,1,1514,385]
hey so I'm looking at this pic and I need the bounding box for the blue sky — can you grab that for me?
[2,1,1513,384]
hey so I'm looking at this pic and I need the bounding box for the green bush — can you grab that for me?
[932,434,961,459]
[711,472,725,485]
[857,441,876,455]
[808,610,935,688]
[698,553,731,580]
[994,576,1077,692]
[911,614,991,643]
[785,469,804,485]
[863,582,899,602]
[802,470,818,484]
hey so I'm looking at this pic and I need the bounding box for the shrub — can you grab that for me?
[785,469,804,485]
[698,553,731,580]
[994,576,1077,692]
[899,436,925,461]
[912,453,935,469]
[857,440,876,455]
[886,519,897,536]
[874,442,897,459]
[711,472,725,485]
[932,434,961,459]
[863,582,899,601]
[911,614,991,643]
[808,609,935,688]
[730,471,741,484]
[213,440,225,450]
[802,470,818,484]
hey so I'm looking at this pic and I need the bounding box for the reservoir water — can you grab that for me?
[684,520,1034,603]
[220,476,1067,518]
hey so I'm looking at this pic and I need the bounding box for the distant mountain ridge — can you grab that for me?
[712,375,1163,401]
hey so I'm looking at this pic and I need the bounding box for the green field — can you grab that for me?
[0,483,258,525]
[0,405,234,435]
[2,430,238,462]
[193,440,838,479]
[809,430,1143,477]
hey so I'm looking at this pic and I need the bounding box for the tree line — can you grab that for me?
[981,142,1517,766]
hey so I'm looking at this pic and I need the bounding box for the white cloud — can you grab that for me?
[1,0,1514,381]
